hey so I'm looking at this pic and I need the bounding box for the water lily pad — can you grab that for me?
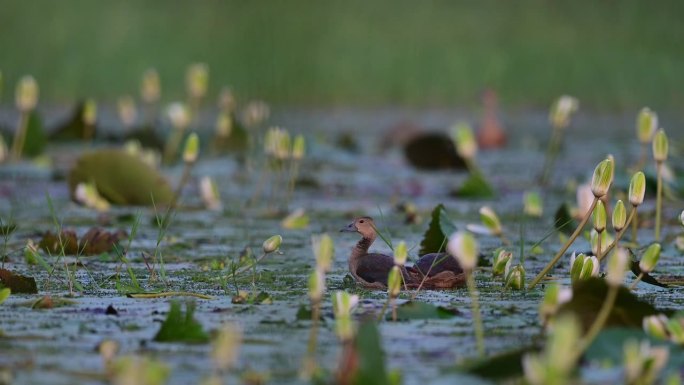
[0,268,38,294]
[419,204,457,255]
[388,301,459,320]
[68,149,174,206]
[452,172,496,199]
[154,301,209,343]
[558,278,669,331]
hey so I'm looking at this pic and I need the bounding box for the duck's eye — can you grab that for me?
[359,220,365,223]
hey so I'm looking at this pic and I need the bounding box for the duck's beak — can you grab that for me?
[340,222,357,232]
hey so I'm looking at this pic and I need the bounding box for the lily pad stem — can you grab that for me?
[655,162,663,242]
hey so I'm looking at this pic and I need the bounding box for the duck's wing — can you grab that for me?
[356,253,395,285]
[414,253,463,276]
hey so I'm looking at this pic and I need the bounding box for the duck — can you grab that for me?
[340,217,466,290]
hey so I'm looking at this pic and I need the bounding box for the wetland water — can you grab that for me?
[1,107,683,384]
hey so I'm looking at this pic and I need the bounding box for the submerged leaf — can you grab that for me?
[0,268,38,294]
[154,301,210,343]
[388,301,459,320]
[419,204,456,255]
[68,149,174,206]
[452,172,496,198]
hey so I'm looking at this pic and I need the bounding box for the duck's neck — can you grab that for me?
[351,235,375,260]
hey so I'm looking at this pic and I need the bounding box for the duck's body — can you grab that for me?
[341,217,466,290]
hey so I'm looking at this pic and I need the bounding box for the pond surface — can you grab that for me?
[0,107,683,384]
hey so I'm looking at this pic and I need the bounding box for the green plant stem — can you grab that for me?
[285,160,300,208]
[466,272,485,357]
[10,111,29,162]
[655,162,663,242]
[170,161,194,209]
[225,252,269,279]
[163,126,186,165]
[573,284,619,360]
[127,291,214,299]
[631,210,639,244]
[540,126,563,185]
[629,272,644,290]
[529,197,598,289]
[598,208,637,261]
[596,230,602,257]
[305,300,320,373]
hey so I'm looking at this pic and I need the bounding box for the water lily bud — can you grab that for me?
[523,191,543,217]
[141,68,161,104]
[182,132,200,163]
[579,256,599,280]
[242,100,270,127]
[666,318,684,344]
[212,323,242,371]
[606,248,629,287]
[393,241,408,266]
[592,200,607,232]
[292,134,306,160]
[262,235,282,254]
[479,206,502,236]
[275,129,291,160]
[570,252,586,282]
[167,102,190,129]
[504,264,525,290]
[82,98,97,126]
[312,233,334,272]
[118,96,137,128]
[199,176,222,211]
[623,340,669,385]
[643,314,669,340]
[218,86,236,113]
[387,266,402,297]
[539,284,572,323]
[637,107,658,144]
[0,134,7,163]
[452,122,477,160]
[308,269,326,302]
[639,243,661,273]
[186,63,209,100]
[333,291,359,318]
[549,95,578,129]
[590,229,613,256]
[629,171,646,207]
[215,112,232,137]
[492,249,512,277]
[447,231,479,272]
[652,129,669,163]
[590,158,614,198]
[576,184,594,217]
[612,200,627,232]
[15,75,38,112]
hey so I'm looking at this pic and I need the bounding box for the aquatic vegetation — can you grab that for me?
[630,243,661,289]
[540,95,578,185]
[523,191,543,217]
[10,75,39,161]
[163,102,191,164]
[652,129,669,241]
[153,301,209,343]
[623,339,669,385]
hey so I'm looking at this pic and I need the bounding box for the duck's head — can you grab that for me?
[340,216,376,238]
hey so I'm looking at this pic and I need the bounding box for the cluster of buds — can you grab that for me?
[523,314,581,385]
[141,68,161,104]
[186,63,209,101]
[199,176,222,211]
[332,291,359,342]
[264,127,306,162]
[451,122,477,162]
[242,100,270,127]
[549,95,579,129]
[118,96,137,128]
[211,323,242,372]
[569,252,599,284]
[643,314,684,345]
[623,339,669,385]
[15,75,39,112]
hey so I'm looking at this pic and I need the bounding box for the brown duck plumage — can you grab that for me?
[340,217,466,290]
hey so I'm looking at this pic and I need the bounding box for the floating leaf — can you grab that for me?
[419,204,457,255]
[388,301,459,321]
[352,322,390,385]
[554,203,577,236]
[558,278,670,331]
[403,132,466,170]
[0,268,38,294]
[452,172,496,199]
[68,149,174,206]
[21,111,47,157]
[154,301,209,343]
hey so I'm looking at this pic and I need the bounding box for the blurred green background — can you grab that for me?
[1,0,683,110]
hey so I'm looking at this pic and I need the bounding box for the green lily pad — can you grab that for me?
[452,172,496,199]
[68,149,174,206]
[388,301,459,320]
[353,322,390,385]
[0,268,38,294]
[419,204,457,255]
[558,278,670,331]
[154,301,210,343]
